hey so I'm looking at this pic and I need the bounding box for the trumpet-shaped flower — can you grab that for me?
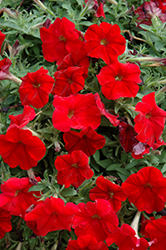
[19,67,54,109]
[134,92,166,147]
[72,199,119,241]
[63,127,106,157]
[84,22,126,64]
[25,197,79,236]
[0,177,41,218]
[97,61,141,100]
[52,94,101,132]
[122,166,166,213]
[66,235,108,250]
[55,150,93,188]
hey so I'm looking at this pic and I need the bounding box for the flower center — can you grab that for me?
[145,113,152,119]
[92,214,101,219]
[68,78,73,84]
[71,163,79,168]
[109,192,114,198]
[15,190,20,196]
[32,81,41,88]
[100,38,108,46]
[145,183,152,188]
[59,35,66,42]
[115,74,123,81]
[68,110,74,118]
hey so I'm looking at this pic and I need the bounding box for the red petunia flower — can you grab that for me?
[0,31,5,53]
[66,235,109,250]
[55,150,94,188]
[145,217,166,249]
[94,93,120,127]
[40,17,80,64]
[52,94,101,132]
[25,196,79,236]
[0,126,46,170]
[135,0,166,27]
[89,176,127,212]
[139,215,160,239]
[19,67,54,109]
[72,199,119,241]
[84,22,126,64]
[0,208,12,239]
[8,105,36,130]
[97,61,141,100]
[0,177,41,218]
[63,127,106,157]
[134,92,166,147]
[122,166,166,214]
[106,223,149,250]
[0,58,12,80]
[57,45,89,79]
[52,66,85,97]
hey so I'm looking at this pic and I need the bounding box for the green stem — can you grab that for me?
[79,0,93,17]
[33,0,56,17]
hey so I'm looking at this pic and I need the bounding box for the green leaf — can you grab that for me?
[117,172,128,182]
[93,150,100,162]
[106,163,123,171]
[90,156,100,172]
[161,163,166,174]
[61,187,77,196]
[125,159,144,170]
[97,159,113,168]
[28,183,46,192]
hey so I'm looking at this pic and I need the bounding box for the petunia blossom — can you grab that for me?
[52,66,85,97]
[97,61,141,100]
[25,196,79,236]
[54,150,94,188]
[0,177,41,218]
[52,94,101,132]
[63,127,106,157]
[134,92,166,147]
[0,208,12,239]
[89,175,127,212]
[145,217,166,249]
[19,67,55,109]
[122,166,166,214]
[84,22,126,64]
[40,17,80,64]
[139,215,160,239]
[66,235,109,250]
[106,223,149,250]
[56,45,89,79]
[0,126,46,170]
[72,199,119,241]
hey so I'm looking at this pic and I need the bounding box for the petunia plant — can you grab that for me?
[1,0,166,249]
